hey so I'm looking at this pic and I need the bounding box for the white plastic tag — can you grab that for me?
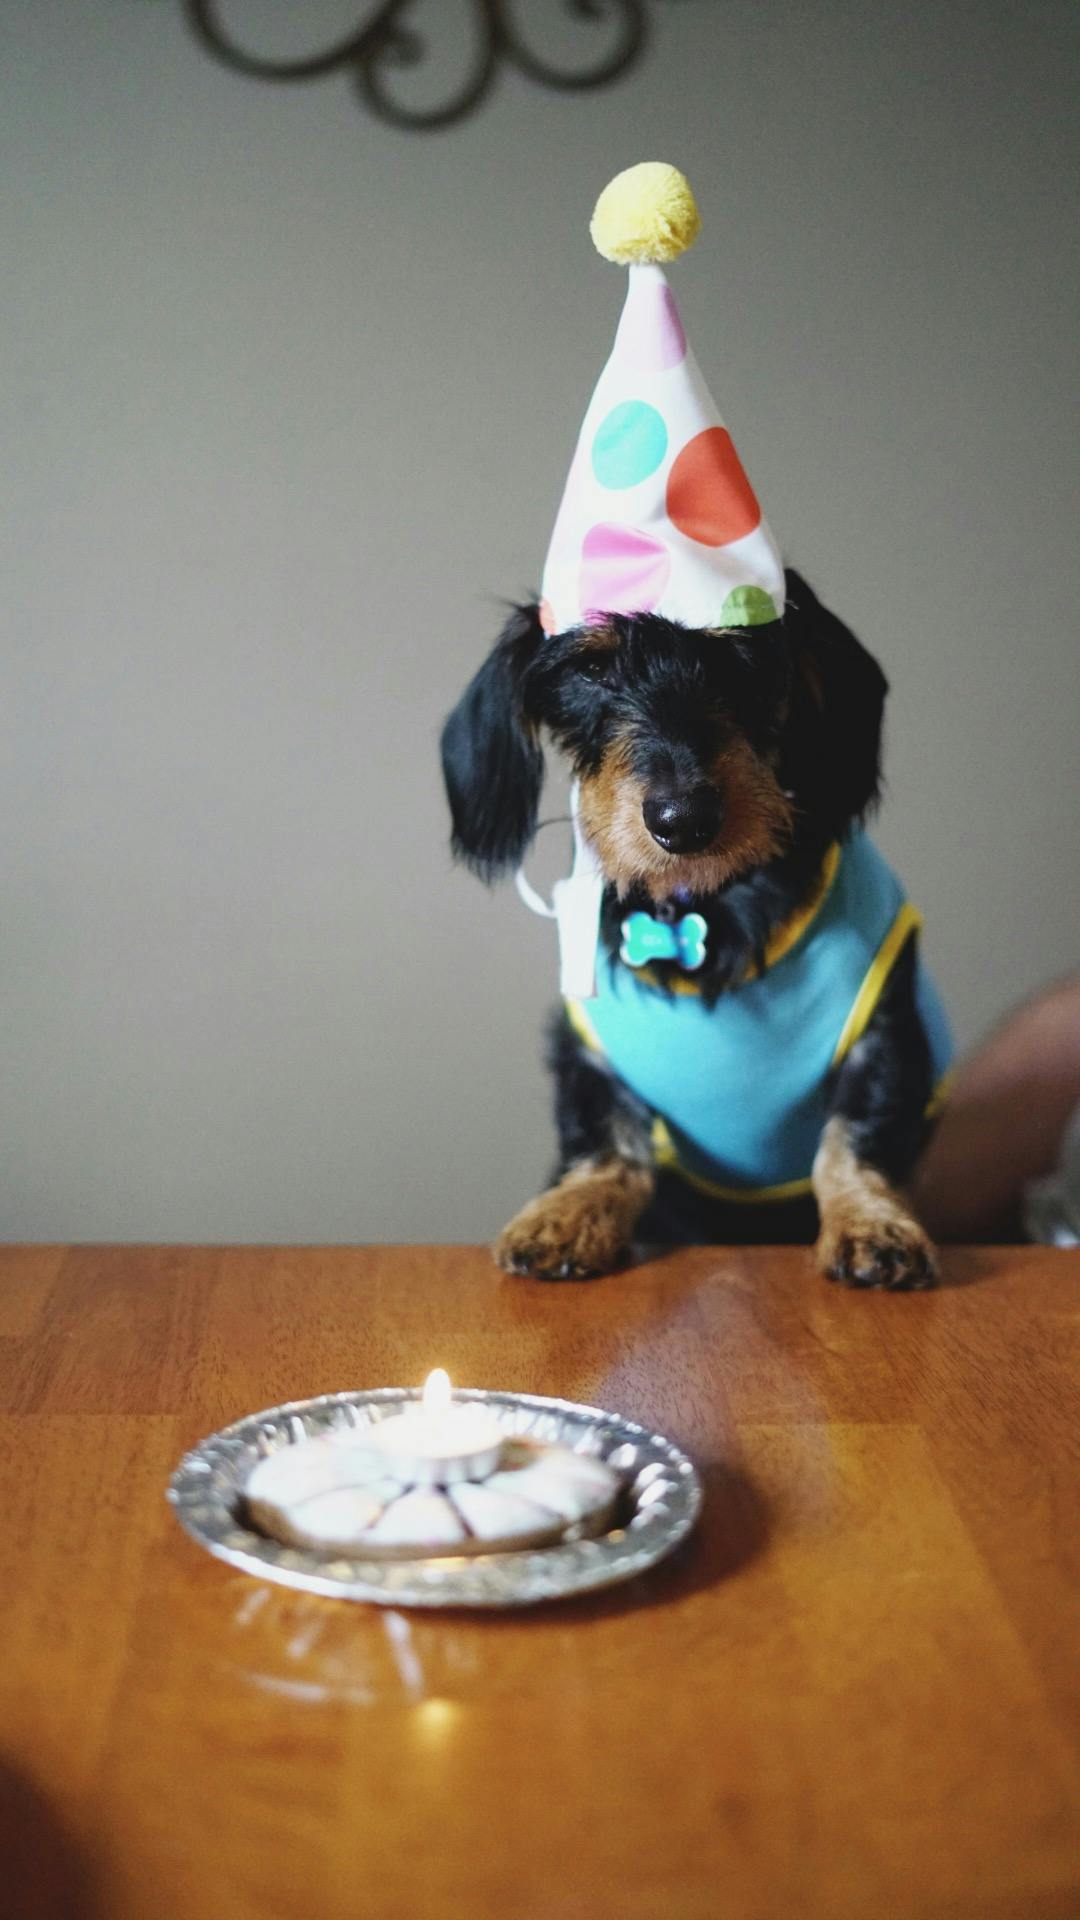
[514,784,604,1000]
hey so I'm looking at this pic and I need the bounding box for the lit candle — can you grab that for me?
[369,1369,505,1486]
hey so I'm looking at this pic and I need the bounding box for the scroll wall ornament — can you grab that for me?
[184,1,670,131]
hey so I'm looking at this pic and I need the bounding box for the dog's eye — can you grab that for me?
[575,653,619,688]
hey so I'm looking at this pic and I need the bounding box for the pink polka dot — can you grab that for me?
[614,274,687,372]
[579,523,671,620]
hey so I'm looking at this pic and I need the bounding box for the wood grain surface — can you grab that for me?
[1,1243,1078,1920]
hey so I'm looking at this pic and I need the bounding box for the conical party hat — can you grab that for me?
[539,163,785,638]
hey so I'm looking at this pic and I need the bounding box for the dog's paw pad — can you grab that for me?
[494,1190,629,1282]
[820,1221,938,1292]
[496,1235,610,1282]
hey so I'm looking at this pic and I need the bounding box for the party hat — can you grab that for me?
[539,163,785,638]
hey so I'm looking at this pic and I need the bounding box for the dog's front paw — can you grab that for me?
[495,1171,637,1281]
[817,1211,938,1291]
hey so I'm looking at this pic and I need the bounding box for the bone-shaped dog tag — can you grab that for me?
[621,910,707,971]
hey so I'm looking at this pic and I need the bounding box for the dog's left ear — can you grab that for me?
[780,568,888,832]
[440,601,546,882]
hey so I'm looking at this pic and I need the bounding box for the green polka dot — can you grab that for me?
[591,401,668,491]
[720,585,779,627]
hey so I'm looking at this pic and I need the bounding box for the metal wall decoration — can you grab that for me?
[184,1,669,131]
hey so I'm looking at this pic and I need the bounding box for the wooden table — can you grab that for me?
[2,1244,1078,1919]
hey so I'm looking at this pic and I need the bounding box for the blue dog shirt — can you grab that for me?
[565,832,953,1203]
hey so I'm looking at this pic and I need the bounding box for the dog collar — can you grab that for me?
[518,793,840,1001]
[622,843,842,996]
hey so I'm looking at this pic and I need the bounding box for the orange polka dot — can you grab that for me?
[666,427,761,548]
[539,598,557,634]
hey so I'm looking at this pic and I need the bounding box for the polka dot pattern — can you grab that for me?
[666,427,761,548]
[539,264,785,635]
[720,585,779,627]
[591,401,668,490]
[579,523,671,620]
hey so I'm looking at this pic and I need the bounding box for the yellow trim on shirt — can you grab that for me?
[650,1068,950,1205]
[651,1117,814,1202]
[830,902,924,1067]
[757,840,842,972]
[924,1069,954,1120]
[565,996,604,1055]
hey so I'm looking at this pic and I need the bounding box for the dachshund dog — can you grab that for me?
[441,569,947,1288]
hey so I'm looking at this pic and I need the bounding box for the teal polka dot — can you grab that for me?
[591,401,668,491]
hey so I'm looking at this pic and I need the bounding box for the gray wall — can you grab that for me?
[4,0,1078,1242]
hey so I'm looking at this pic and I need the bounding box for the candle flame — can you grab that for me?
[422,1367,452,1412]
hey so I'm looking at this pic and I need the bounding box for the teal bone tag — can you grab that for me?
[620,910,708,972]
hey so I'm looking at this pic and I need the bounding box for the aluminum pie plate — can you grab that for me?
[168,1388,702,1609]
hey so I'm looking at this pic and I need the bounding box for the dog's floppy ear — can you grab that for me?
[780,568,888,833]
[440,601,546,881]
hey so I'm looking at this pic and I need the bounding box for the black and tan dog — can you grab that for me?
[441,571,948,1289]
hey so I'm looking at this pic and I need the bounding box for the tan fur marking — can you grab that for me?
[495,1157,654,1279]
[578,735,793,899]
[797,650,825,708]
[574,622,619,652]
[813,1117,937,1289]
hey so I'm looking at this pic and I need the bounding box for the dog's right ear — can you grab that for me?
[440,602,546,882]
[780,568,888,835]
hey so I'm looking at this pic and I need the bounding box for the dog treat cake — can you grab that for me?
[246,1429,621,1559]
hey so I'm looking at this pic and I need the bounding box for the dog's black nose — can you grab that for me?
[642,784,723,854]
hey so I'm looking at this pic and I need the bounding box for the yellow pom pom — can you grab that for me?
[590,162,701,266]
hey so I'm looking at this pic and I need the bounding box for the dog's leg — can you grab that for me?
[813,1116,936,1289]
[497,1155,654,1280]
[813,937,938,1289]
[496,1018,655,1280]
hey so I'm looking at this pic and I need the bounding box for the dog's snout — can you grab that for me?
[642,783,723,854]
